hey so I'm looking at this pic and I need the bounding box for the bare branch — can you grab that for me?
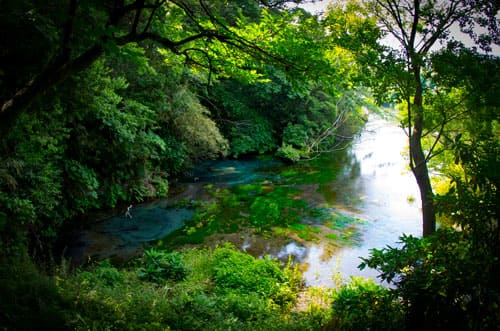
[408,0,419,50]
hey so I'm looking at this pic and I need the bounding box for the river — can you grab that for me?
[63,114,421,287]
[300,114,421,286]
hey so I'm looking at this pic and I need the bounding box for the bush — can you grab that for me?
[213,245,283,295]
[138,248,188,282]
[1,246,325,330]
[276,143,308,162]
[360,230,500,330]
[80,259,123,287]
[330,277,403,331]
[0,257,69,330]
[212,244,300,308]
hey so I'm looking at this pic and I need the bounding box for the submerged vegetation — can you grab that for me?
[0,0,498,330]
[159,162,367,254]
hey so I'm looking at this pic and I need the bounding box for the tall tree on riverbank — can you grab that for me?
[358,0,498,236]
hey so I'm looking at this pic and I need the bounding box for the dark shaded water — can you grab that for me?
[64,114,421,286]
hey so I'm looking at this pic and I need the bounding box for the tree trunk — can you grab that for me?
[410,71,436,237]
[405,67,436,331]
[410,111,436,237]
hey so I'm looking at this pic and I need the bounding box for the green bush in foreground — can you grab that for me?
[0,256,70,331]
[212,244,303,310]
[138,248,188,282]
[330,277,404,331]
[1,245,324,330]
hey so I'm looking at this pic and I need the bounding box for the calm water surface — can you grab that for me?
[301,115,421,286]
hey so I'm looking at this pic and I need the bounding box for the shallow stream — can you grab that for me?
[64,114,421,287]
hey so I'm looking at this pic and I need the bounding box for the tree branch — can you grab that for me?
[61,0,78,61]
[131,0,145,35]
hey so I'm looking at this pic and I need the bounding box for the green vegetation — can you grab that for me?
[1,245,411,330]
[161,180,366,250]
[0,0,498,330]
[0,245,322,330]
[0,0,369,256]
[138,249,189,282]
[330,277,404,330]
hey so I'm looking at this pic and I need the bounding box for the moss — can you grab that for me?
[288,223,320,242]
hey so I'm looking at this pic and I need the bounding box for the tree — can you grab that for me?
[205,4,375,161]
[359,0,498,236]
[2,0,341,255]
[0,0,303,138]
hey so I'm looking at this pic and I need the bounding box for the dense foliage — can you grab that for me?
[0,1,371,257]
[0,245,310,330]
[0,0,498,330]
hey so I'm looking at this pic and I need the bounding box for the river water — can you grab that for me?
[300,115,421,286]
[64,114,421,287]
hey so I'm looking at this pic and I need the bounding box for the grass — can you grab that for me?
[1,246,338,331]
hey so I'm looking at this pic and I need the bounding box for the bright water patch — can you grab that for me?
[300,114,421,286]
[277,242,307,261]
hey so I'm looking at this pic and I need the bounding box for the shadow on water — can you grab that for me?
[188,157,283,184]
[63,206,195,264]
[62,114,421,288]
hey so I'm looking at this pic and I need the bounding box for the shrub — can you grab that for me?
[360,230,500,330]
[81,259,123,287]
[277,143,307,162]
[212,244,300,308]
[138,248,188,282]
[330,277,403,331]
[0,257,69,330]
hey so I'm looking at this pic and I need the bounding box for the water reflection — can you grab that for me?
[301,115,421,286]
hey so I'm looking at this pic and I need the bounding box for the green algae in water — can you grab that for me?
[275,154,347,185]
[313,208,365,227]
[233,183,265,195]
[288,223,321,242]
[325,233,339,241]
[159,154,362,250]
[340,227,363,245]
[249,186,307,229]
[310,208,366,246]
[160,183,313,247]
[279,169,300,178]
[328,212,365,230]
